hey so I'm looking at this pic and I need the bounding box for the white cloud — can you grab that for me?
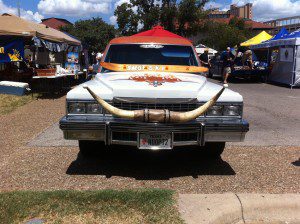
[114,0,130,8]
[0,0,44,22]
[204,2,223,10]
[252,0,300,21]
[37,0,111,16]
[113,0,138,12]
[109,15,117,25]
[230,0,300,21]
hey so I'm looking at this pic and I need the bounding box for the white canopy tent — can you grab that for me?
[195,44,218,56]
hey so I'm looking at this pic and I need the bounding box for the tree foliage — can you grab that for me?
[114,0,209,36]
[61,18,116,53]
[200,17,253,51]
[114,3,139,36]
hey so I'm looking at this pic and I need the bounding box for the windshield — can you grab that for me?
[104,44,198,67]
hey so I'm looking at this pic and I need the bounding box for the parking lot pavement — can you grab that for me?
[0,145,299,192]
[208,78,300,146]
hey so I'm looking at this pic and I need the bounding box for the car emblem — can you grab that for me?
[153,81,158,87]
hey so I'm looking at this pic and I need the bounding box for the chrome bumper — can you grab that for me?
[60,116,249,147]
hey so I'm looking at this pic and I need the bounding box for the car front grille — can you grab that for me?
[111,102,201,112]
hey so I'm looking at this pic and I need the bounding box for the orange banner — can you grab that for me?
[100,62,208,73]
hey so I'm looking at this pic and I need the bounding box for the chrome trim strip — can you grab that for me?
[113,97,198,104]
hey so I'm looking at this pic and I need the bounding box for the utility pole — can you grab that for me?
[17,0,21,17]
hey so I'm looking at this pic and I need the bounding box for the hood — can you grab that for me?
[67,72,242,102]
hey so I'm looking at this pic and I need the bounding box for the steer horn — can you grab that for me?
[83,84,227,123]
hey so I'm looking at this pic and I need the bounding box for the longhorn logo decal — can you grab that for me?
[129,74,182,87]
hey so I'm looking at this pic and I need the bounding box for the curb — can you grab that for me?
[179,193,300,224]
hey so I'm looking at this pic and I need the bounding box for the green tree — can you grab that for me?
[114,3,139,36]
[177,0,208,36]
[229,16,246,30]
[200,21,251,51]
[61,18,116,53]
[160,0,177,33]
[114,0,209,36]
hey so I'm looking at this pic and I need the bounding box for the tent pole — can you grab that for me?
[291,45,297,89]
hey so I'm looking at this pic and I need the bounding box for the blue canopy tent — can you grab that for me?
[251,29,300,87]
[252,28,289,49]
[269,28,289,41]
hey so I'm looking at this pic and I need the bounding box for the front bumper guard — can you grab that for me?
[59,117,249,148]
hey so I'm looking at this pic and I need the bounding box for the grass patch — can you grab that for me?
[0,94,38,115]
[0,189,183,224]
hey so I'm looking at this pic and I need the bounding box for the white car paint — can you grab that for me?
[67,72,243,103]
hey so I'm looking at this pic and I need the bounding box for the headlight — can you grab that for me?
[86,103,103,114]
[207,105,223,116]
[67,102,104,114]
[68,102,86,114]
[224,105,241,116]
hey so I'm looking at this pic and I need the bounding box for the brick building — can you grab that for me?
[230,3,253,20]
[41,18,72,30]
[208,3,253,20]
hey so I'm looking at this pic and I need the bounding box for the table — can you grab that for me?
[31,72,86,94]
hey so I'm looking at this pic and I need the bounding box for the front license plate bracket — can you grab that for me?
[138,132,172,150]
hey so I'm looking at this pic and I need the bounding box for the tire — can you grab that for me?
[79,140,106,156]
[202,142,225,158]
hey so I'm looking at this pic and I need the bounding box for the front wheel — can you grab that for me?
[79,140,106,156]
[202,142,225,158]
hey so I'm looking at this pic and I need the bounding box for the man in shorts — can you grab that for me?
[222,47,234,84]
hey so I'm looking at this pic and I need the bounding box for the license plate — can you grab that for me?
[139,133,172,150]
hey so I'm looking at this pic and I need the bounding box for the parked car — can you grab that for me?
[209,53,268,82]
[59,36,249,158]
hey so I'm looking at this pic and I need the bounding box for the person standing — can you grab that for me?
[236,43,253,69]
[222,47,234,84]
[92,52,103,73]
[199,48,211,69]
[242,48,253,70]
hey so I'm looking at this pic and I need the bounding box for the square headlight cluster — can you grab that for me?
[67,102,104,114]
[206,104,242,117]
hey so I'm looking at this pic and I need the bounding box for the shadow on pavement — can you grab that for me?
[292,158,300,167]
[35,91,68,99]
[66,147,235,180]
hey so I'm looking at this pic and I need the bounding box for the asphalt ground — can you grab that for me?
[0,80,299,193]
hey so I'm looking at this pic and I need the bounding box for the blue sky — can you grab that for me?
[1,0,300,25]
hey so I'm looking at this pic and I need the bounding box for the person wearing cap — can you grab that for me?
[199,48,211,71]
[222,47,234,84]
[92,52,103,73]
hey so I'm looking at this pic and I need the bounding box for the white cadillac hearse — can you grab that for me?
[60,35,249,157]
